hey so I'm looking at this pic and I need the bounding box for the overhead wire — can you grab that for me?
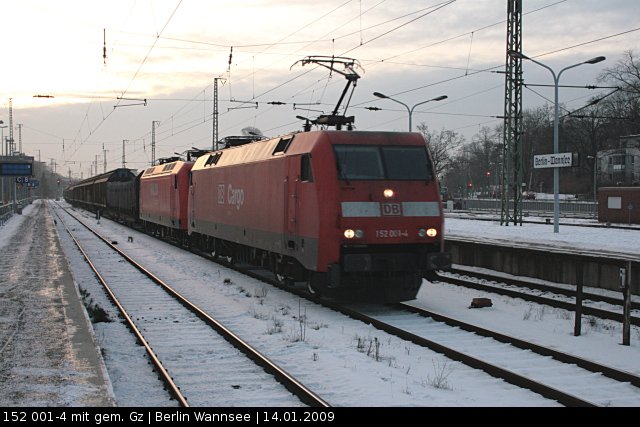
[69,0,184,162]
[226,0,458,122]
[114,0,457,155]
[60,0,522,168]
[68,0,639,172]
[104,0,561,164]
[124,0,363,160]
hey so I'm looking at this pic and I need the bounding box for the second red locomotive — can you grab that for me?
[139,159,193,242]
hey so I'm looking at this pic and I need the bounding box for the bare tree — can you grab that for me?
[416,124,464,179]
[466,127,500,196]
[600,50,640,97]
[596,50,640,142]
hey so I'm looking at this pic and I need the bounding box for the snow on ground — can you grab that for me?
[0,203,36,249]
[2,202,639,406]
[55,205,554,406]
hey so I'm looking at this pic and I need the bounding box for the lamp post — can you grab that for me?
[588,154,598,218]
[0,123,6,156]
[0,123,6,205]
[509,51,605,233]
[373,92,447,131]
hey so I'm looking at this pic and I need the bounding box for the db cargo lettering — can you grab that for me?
[228,184,244,210]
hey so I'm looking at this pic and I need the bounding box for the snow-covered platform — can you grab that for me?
[445,217,639,294]
[0,200,114,406]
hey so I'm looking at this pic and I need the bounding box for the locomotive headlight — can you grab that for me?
[344,229,364,239]
[418,228,427,237]
[383,188,394,198]
[426,228,438,237]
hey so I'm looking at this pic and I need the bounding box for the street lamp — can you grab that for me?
[0,122,6,156]
[509,51,605,233]
[588,154,598,218]
[373,92,447,131]
[0,122,5,205]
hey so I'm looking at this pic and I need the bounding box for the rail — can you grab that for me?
[55,203,329,407]
[216,264,595,406]
[398,303,640,388]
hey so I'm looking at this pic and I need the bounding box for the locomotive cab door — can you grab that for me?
[170,174,178,227]
[188,172,196,230]
[284,156,299,252]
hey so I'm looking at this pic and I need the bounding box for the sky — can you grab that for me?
[1,0,639,179]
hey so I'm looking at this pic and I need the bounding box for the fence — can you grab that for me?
[0,197,36,227]
[451,198,597,217]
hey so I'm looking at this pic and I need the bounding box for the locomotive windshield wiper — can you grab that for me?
[336,162,350,185]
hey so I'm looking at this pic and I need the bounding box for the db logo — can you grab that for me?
[217,184,225,204]
[381,203,402,216]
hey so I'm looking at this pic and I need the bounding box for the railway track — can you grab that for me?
[319,301,640,407]
[53,204,328,407]
[220,259,640,406]
[397,303,640,387]
[436,269,640,326]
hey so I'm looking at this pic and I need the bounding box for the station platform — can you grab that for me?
[0,200,114,406]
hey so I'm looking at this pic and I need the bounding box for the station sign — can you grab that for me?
[0,162,33,176]
[0,156,34,176]
[533,152,577,169]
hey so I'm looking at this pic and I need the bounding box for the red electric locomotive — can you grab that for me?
[189,130,450,302]
[139,159,193,242]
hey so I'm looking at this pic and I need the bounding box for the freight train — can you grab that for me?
[64,130,450,302]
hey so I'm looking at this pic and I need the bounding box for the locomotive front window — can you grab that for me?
[334,146,385,180]
[382,146,431,180]
[334,145,431,181]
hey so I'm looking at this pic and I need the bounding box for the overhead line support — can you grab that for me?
[500,0,523,227]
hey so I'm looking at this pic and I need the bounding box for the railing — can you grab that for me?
[0,197,36,227]
[448,198,597,216]
[0,203,12,226]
